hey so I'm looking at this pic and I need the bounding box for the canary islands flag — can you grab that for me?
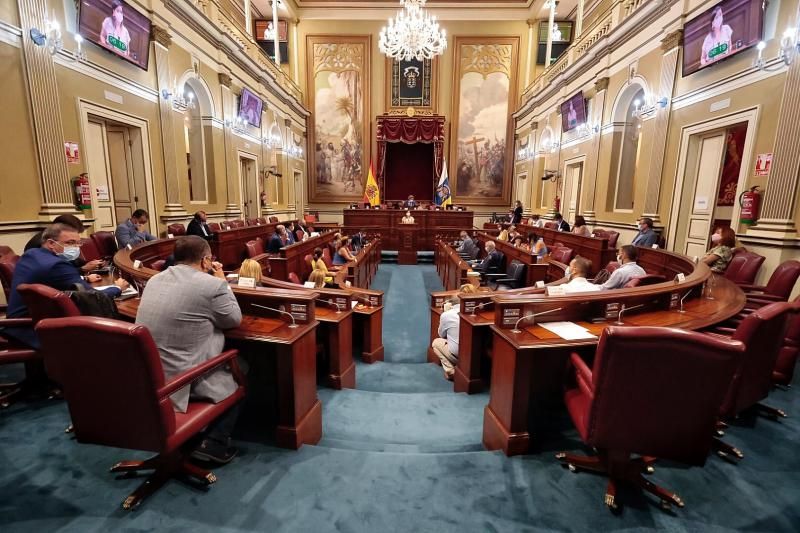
[435,161,452,207]
[363,162,380,206]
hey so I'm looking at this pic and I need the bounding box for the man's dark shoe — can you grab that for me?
[190,438,238,465]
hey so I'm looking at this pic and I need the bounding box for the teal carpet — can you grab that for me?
[1,264,798,531]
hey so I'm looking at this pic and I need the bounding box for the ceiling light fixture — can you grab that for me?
[379,0,447,61]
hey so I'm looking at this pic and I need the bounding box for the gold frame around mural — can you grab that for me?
[306,34,372,203]
[384,55,438,113]
[449,35,519,206]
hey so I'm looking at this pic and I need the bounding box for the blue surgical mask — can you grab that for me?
[58,246,80,262]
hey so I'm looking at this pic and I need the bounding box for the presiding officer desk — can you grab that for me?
[431,242,746,456]
[343,208,473,250]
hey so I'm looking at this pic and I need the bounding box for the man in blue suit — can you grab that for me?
[4,223,128,348]
[115,209,156,248]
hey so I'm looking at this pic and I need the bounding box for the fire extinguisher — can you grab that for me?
[73,173,92,210]
[739,186,761,225]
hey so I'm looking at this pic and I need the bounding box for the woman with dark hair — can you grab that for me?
[530,233,548,259]
[572,215,591,237]
[333,236,355,265]
[702,226,736,273]
[100,0,131,58]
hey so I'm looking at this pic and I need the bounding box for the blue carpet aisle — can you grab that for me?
[0,263,799,532]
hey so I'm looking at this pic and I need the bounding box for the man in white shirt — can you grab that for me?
[530,214,546,228]
[431,296,461,381]
[601,245,646,290]
[562,256,602,294]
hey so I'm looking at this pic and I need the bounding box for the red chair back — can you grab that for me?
[0,245,15,262]
[624,274,666,288]
[550,247,573,264]
[246,238,264,258]
[544,221,558,230]
[295,230,305,242]
[725,301,794,415]
[586,326,743,465]
[268,216,279,223]
[36,316,174,452]
[208,222,221,232]
[79,237,102,262]
[288,272,301,285]
[724,250,765,285]
[773,302,800,386]
[257,217,268,225]
[150,259,166,272]
[91,231,118,258]
[17,283,81,325]
[0,258,19,301]
[322,247,334,268]
[763,260,800,299]
[167,223,186,236]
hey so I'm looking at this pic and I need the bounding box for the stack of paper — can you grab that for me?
[537,321,597,340]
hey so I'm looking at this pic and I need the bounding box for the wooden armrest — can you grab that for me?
[159,349,240,398]
[0,317,34,328]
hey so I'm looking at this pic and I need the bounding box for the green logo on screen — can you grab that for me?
[107,35,128,53]
[708,43,728,59]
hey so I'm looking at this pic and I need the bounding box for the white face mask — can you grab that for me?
[564,266,572,279]
[711,233,722,243]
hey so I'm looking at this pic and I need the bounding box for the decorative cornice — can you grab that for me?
[594,76,609,92]
[151,25,172,48]
[284,118,292,127]
[218,72,233,88]
[661,29,682,52]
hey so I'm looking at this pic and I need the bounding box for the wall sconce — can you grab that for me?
[226,116,246,132]
[288,145,303,158]
[73,34,86,62]
[632,94,669,119]
[517,147,529,160]
[161,87,195,110]
[263,130,282,148]
[30,16,62,56]
[780,27,798,65]
[541,139,560,153]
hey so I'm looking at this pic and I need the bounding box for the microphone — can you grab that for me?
[614,303,645,326]
[352,294,375,307]
[320,298,344,313]
[467,300,493,315]
[250,303,299,328]
[512,307,563,333]
[678,289,693,314]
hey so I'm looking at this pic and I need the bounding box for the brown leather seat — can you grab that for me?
[35,315,246,510]
[558,326,744,510]
[246,238,265,258]
[288,272,301,285]
[90,231,118,259]
[773,304,800,386]
[167,223,186,236]
[0,315,39,407]
[79,237,102,263]
[268,216,279,223]
[0,256,19,303]
[207,222,221,232]
[624,274,666,288]
[740,260,800,306]
[724,249,764,286]
[550,247,574,264]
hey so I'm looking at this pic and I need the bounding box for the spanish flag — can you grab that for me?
[363,162,380,207]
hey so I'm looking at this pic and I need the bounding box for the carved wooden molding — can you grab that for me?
[661,29,683,52]
[594,77,609,92]
[151,25,172,48]
[218,73,232,88]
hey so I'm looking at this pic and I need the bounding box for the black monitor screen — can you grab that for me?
[78,0,151,70]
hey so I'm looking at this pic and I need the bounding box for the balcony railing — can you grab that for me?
[520,0,647,105]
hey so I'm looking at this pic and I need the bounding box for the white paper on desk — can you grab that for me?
[538,321,597,340]
[351,301,358,309]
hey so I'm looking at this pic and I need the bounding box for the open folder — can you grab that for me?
[537,321,597,340]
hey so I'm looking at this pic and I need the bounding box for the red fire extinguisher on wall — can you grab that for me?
[739,186,761,225]
[73,173,92,210]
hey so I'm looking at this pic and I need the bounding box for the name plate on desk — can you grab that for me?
[547,286,566,296]
[290,303,308,322]
[669,292,680,310]
[133,260,142,269]
[238,277,256,288]
[675,273,686,283]
[605,302,621,321]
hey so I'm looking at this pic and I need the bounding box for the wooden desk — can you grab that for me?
[474,232,549,286]
[269,231,339,283]
[346,239,382,289]
[343,209,473,250]
[397,224,419,264]
[211,222,282,268]
[434,240,472,291]
[483,263,745,456]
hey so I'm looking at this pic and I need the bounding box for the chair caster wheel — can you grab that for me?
[555,452,566,460]
[568,464,577,472]
[604,494,618,511]
[646,465,655,474]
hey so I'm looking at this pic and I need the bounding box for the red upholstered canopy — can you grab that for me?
[375,115,446,201]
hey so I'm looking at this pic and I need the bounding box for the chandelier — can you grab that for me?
[379,0,447,61]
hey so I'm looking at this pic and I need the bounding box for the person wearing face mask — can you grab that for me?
[600,245,646,290]
[115,209,156,249]
[702,226,736,273]
[561,256,601,294]
[100,0,131,58]
[25,214,105,274]
[631,217,659,248]
[136,235,243,465]
[4,224,128,348]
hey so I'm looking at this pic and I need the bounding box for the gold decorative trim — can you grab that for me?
[151,25,172,48]
[594,77,609,92]
[661,29,683,52]
[460,43,513,79]
[218,72,232,88]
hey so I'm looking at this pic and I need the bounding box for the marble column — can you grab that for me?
[17,0,78,217]
[151,26,187,219]
[219,72,243,217]
[581,77,609,225]
[642,30,682,227]
[750,44,800,237]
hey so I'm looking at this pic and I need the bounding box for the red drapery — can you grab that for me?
[376,115,445,202]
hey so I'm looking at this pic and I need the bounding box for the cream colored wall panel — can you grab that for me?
[688,218,709,240]
[85,121,116,230]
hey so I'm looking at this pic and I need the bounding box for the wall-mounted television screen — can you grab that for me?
[560,92,587,133]
[78,0,152,70]
[238,87,263,128]
[682,0,764,77]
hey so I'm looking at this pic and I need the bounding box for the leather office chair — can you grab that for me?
[17,284,82,325]
[0,318,39,407]
[208,222,221,232]
[485,260,526,290]
[246,238,265,258]
[295,229,305,242]
[0,245,15,262]
[773,309,800,387]
[167,223,186,236]
[91,231,118,259]
[624,274,666,288]
[723,250,764,286]
[304,214,317,223]
[550,247,574,264]
[706,301,794,461]
[233,220,245,228]
[257,217,268,225]
[593,229,620,248]
[288,272,302,285]
[557,326,744,511]
[150,259,167,272]
[36,316,245,510]
[0,256,19,303]
[78,237,102,263]
[268,216,279,223]
[739,260,800,305]
[322,247,334,268]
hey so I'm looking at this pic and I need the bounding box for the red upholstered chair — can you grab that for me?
[246,218,258,226]
[257,217,268,225]
[322,247,334,269]
[304,214,317,223]
[268,216,279,223]
[150,259,166,272]
[0,245,15,262]
[0,317,39,407]
[739,260,800,305]
[773,308,800,386]
[624,274,666,288]
[544,221,558,230]
[0,256,19,303]
[295,229,305,242]
[167,223,186,236]
[557,326,745,511]
[723,250,765,286]
[232,220,245,228]
[91,231,118,259]
[17,284,82,326]
[35,316,246,510]
[245,238,265,259]
[550,247,574,264]
[288,272,302,285]
[207,222,221,232]
[79,237,102,263]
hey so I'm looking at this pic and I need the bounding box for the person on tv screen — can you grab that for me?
[100,0,132,58]
[567,101,578,129]
[241,95,260,126]
[700,6,733,66]
[263,22,276,41]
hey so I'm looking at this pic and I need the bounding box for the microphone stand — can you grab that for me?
[468,300,493,315]
[320,298,344,314]
[512,307,563,334]
[614,303,645,326]
[678,289,693,314]
[251,303,299,328]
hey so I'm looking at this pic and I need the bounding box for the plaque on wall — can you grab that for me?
[386,56,437,111]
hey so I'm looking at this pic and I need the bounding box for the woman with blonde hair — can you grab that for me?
[308,269,327,288]
[459,283,477,294]
[239,258,263,285]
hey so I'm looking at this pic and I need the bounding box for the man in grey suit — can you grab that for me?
[136,235,243,464]
[456,230,479,260]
